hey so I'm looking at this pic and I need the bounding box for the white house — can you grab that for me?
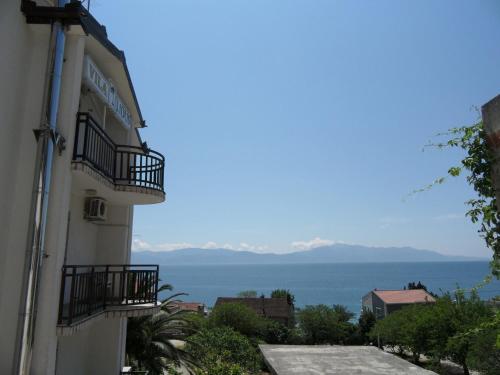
[0,1,165,374]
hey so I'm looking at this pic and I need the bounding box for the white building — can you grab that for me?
[0,1,165,374]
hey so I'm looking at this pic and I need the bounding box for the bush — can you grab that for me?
[297,304,355,345]
[467,326,500,375]
[261,319,291,344]
[201,363,247,375]
[237,290,258,298]
[357,307,376,344]
[184,311,208,332]
[186,327,261,374]
[369,291,495,373]
[209,302,264,337]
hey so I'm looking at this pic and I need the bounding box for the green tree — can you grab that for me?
[209,302,264,337]
[333,304,355,322]
[202,362,247,375]
[126,284,198,374]
[422,121,499,275]
[126,310,196,374]
[445,290,494,375]
[261,319,291,344]
[404,281,438,298]
[369,291,495,371]
[186,327,261,374]
[297,304,355,344]
[369,304,441,362]
[357,307,376,344]
[237,290,258,298]
[467,320,500,375]
[369,308,408,353]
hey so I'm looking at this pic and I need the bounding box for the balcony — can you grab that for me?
[72,113,165,205]
[57,265,160,335]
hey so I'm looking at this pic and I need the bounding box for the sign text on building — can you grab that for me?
[82,55,133,129]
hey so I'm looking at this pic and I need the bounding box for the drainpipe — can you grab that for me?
[14,1,69,373]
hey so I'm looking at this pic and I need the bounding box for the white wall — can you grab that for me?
[0,1,51,372]
[0,2,140,373]
[31,33,86,375]
[57,317,126,375]
[65,194,99,265]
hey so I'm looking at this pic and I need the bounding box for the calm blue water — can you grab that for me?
[158,262,499,315]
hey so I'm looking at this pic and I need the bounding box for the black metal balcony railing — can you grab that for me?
[73,113,165,192]
[58,264,159,325]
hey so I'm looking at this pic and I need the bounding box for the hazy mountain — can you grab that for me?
[132,244,483,265]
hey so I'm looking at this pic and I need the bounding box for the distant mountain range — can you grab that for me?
[132,244,484,265]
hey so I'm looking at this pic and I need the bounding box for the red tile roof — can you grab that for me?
[373,289,436,304]
[215,297,292,319]
[172,302,204,312]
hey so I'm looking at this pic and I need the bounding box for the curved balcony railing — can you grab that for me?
[73,113,165,192]
[58,264,159,325]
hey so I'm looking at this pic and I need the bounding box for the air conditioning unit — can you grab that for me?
[84,197,107,222]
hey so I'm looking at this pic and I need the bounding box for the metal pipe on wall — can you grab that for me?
[14,1,69,373]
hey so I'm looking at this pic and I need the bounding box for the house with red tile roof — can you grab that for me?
[215,297,295,326]
[362,289,436,319]
[171,301,207,315]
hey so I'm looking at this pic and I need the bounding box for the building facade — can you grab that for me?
[362,289,436,319]
[0,1,164,374]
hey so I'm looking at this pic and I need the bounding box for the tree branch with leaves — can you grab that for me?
[421,121,500,276]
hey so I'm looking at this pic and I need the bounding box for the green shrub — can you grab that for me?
[186,327,261,374]
[369,291,495,373]
[202,362,247,375]
[357,307,376,345]
[297,304,356,345]
[209,302,264,337]
[261,319,291,344]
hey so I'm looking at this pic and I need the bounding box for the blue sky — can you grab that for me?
[92,0,500,257]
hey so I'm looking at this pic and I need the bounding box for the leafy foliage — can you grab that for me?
[466,317,500,375]
[404,281,438,298]
[261,319,293,344]
[201,362,247,375]
[186,327,261,374]
[126,309,197,374]
[208,302,264,337]
[237,290,258,298]
[423,122,500,276]
[445,290,494,374]
[369,291,497,373]
[357,307,376,344]
[297,304,355,345]
[126,285,198,374]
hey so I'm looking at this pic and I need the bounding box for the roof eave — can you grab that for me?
[21,0,146,129]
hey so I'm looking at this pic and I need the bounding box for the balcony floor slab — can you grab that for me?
[57,301,161,336]
[72,162,165,205]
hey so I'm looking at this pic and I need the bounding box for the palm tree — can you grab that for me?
[126,284,199,374]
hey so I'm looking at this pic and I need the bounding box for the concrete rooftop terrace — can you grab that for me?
[259,345,437,375]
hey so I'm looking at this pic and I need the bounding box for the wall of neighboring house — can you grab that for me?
[361,293,373,312]
[370,293,387,319]
[386,303,411,315]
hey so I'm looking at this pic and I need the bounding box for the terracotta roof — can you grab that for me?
[373,289,436,304]
[215,297,292,319]
[171,302,204,312]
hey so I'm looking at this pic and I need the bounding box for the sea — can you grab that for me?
[158,261,499,315]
